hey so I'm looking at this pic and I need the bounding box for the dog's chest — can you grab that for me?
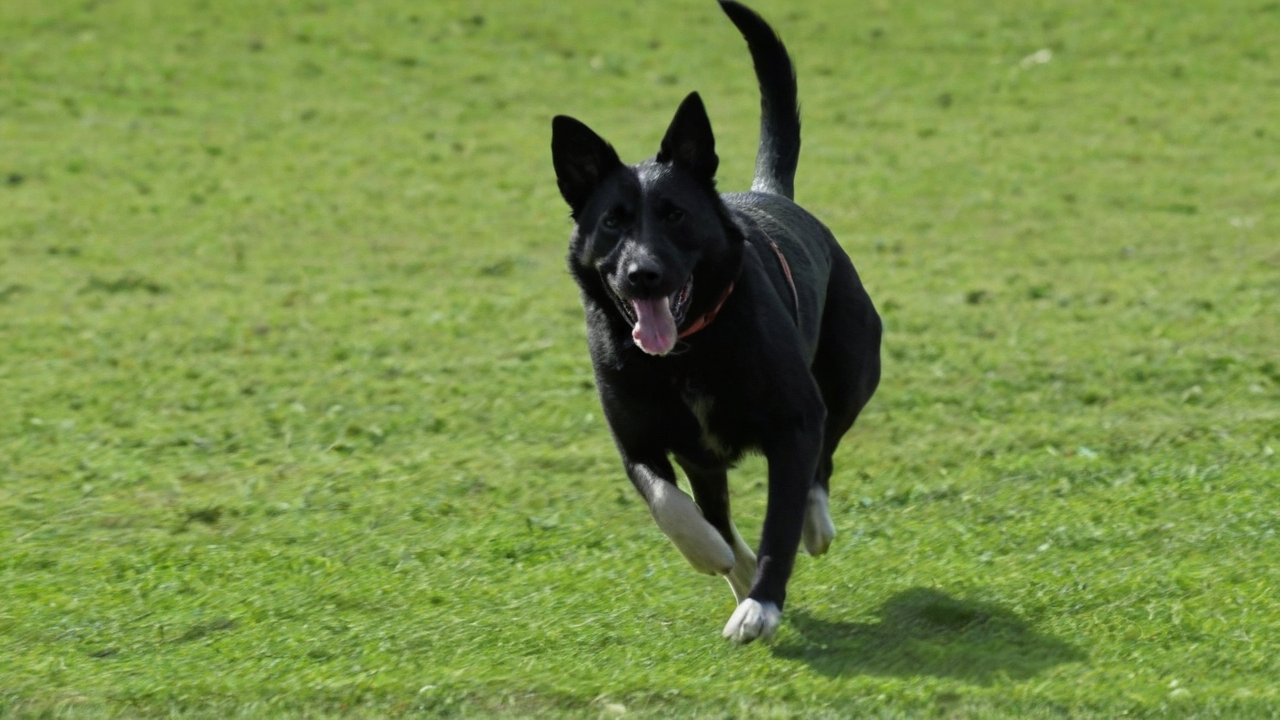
[680,386,739,459]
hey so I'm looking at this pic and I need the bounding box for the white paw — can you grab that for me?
[722,599,780,644]
[802,486,836,556]
[723,524,757,604]
[649,483,734,575]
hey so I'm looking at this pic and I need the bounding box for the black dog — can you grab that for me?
[550,0,881,643]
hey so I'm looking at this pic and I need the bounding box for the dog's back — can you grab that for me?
[718,2,877,367]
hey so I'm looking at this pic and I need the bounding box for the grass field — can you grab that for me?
[2,0,1278,717]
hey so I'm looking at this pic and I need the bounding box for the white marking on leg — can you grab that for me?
[722,599,781,644]
[802,485,836,556]
[723,523,756,604]
[649,481,734,575]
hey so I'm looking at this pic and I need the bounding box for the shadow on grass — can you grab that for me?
[773,588,1086,684]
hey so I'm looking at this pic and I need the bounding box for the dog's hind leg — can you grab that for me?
[802,473,837,556]
[804,253,883,556]
[675,457,757,604]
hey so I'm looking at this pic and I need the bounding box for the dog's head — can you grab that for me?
[552,92,745,357]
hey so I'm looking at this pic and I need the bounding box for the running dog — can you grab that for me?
[550,0,881,643]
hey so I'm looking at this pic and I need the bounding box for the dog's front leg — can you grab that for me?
[675,457,758,604]
[623,454,735,576]
[722,420,822,644]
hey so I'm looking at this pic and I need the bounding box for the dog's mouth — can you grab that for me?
[609,276,693,356]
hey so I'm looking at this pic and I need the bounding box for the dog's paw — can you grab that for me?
[650,483,734,575]
[722,599,780,644]
[802,486,836,556]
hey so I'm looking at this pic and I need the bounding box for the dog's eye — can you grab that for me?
[601,211,626,230]
[664,208,685,224]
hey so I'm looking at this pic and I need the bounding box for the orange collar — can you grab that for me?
[676,239,798,339]
[677,281,735,339]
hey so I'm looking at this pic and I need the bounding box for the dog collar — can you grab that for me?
[677,281,736,339]
[677,238,798,339]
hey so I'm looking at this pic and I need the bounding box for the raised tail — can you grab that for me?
[718,1,800,200]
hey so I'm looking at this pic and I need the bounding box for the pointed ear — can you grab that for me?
[656,92,719,180]
[552,115,623,217]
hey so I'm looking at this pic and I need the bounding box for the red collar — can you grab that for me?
[677,281,735,339]
[677,239,798,339]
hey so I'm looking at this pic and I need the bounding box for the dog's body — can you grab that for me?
[551,1,881,643]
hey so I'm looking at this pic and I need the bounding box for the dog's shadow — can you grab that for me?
[773,588,1086,684]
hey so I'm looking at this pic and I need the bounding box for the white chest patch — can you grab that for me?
[684,391,731,458]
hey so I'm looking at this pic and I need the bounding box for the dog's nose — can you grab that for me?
[626,262,663,293]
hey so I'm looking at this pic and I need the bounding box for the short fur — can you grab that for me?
[550,0,881,643]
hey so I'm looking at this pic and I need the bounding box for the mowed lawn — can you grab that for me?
[2,0,1278,717]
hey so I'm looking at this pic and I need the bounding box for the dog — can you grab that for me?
[550,0,881,643]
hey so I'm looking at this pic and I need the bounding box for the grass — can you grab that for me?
[1,0,1278,717]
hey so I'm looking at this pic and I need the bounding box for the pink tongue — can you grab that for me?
[631,296,677,356]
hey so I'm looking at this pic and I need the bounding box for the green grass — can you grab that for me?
[2,0,1278,717]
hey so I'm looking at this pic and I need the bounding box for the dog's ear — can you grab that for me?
[657,92,719,180]
[552,115,623,217]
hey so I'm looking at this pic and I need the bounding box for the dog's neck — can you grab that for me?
[677,281,736,339]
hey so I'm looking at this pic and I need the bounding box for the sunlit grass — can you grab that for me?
[2,0,1278,717]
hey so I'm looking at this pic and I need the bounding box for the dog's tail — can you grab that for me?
[719,0,800,200]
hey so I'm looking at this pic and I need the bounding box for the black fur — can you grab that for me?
[550,0,881,641]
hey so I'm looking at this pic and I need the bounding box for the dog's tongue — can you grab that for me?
[631,296,677,356]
